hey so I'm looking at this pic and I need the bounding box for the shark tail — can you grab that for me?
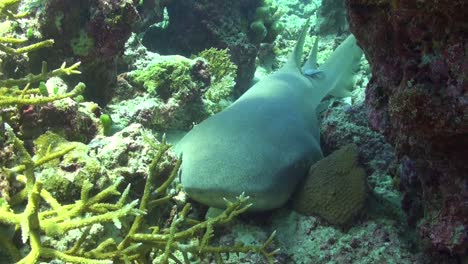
[283,19,363,101]
[314,35,363,98]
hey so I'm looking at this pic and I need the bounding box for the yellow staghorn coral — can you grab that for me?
[0,129,278,263]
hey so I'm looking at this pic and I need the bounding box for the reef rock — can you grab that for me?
[37,0,139,105]
[141,0,273,95]
[346,0,468,257]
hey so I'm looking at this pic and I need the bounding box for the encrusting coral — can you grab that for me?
[197,48,237,85]
[197,48,237,114]
[249,0,284,43]
[124,55,208,131]
[116,49,238,131]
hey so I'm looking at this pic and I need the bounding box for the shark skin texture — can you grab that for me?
[176,22,363,211]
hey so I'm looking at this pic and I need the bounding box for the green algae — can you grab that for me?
[197,47,237,114]
[70,29,94,57]
[130,56,195,100]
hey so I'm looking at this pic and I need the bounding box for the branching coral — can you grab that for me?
[0,61,82,89]
[0,2,278,263]
[0,78,84,107]
[89,141,278,263]
[0,130,278,263]
[0,3,84,108]
[0,0,85,171]
[0,1,85,139]
[0,0,21,18]
[0,127,142,263]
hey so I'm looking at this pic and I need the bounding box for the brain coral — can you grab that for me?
[293,143,367,226]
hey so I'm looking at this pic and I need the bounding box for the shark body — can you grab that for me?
[176,23,363,211]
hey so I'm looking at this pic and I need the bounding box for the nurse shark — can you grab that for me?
[176,21,363,211]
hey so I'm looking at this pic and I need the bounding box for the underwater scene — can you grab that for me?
[0,0,466,263]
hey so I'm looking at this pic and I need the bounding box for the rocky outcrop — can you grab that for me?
[346,0,468,258]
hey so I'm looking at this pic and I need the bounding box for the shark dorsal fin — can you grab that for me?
[302,36,319,73]
[284,18,311,70]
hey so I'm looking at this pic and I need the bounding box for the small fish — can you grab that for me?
[303,69,324,78]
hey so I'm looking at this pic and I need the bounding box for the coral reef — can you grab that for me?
[3,0,460,262]
[316,0,347,35]
[0,2,87,143]
[113,55,208,131]
[0,4,82,142]
[249,0,284,44]
[346,0,468,257]
[109,49,236,131]
[36,0,139,104]
[0,2,278,263]
[3,74,101,143]
[1,129,277,263]
[141,0,265,95]
[196,48,237,114]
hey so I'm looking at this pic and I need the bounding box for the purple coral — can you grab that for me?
[346,0,468,257]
